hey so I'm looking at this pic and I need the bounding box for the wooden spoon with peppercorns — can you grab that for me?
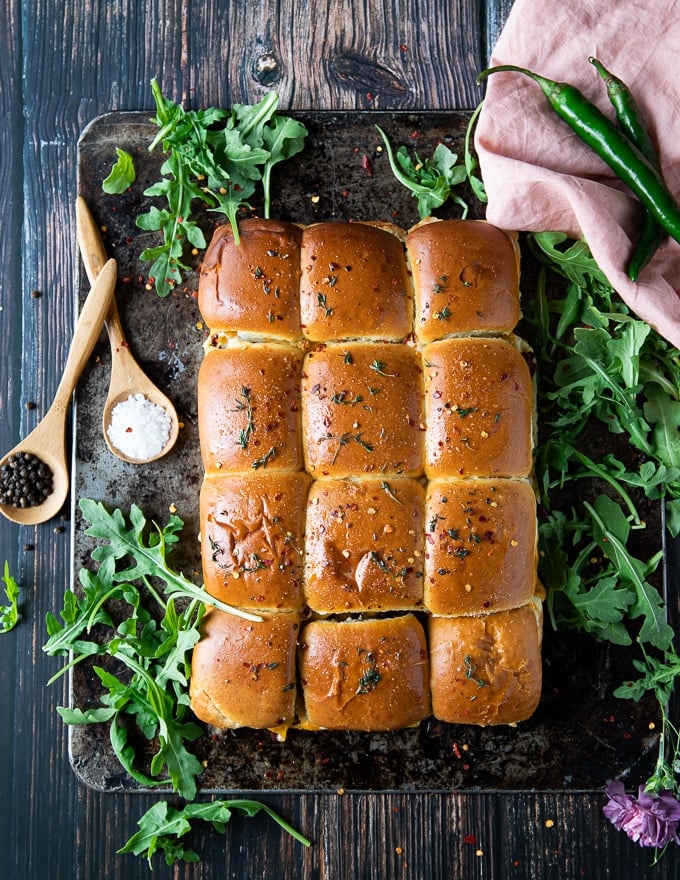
[75,197,179,464]
[0,258,118,524]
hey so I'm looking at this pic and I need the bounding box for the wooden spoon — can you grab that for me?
[0,258,118,525]
[75,197,179,463]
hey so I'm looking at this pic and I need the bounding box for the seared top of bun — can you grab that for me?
[300,221,413,341]
[301,341,425,478]
[424,477,538,616]
[304,476,425,614]
[190,607,300,730]
[200,471,312,611]
[298,613,430,731]
[407,218,520,342]
[428,599,542,726]
[198,218,303,341]
[423,336,533,479]
[198,343,304,475]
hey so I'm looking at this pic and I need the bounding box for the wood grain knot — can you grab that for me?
[252,52,283,86]
[329,52,410,99]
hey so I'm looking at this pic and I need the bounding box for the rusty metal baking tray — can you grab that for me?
[70,110,669,794]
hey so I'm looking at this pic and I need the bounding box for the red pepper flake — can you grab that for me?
[361,154,373,175]
[399,44,408,52]
[452,742,462,759]
[463,834,476,845]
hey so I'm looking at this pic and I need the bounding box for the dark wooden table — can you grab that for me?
[1,2,678,877]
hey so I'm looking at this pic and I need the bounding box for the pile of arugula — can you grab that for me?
[105,80,308,297]
[44,499,310,865]
[524,233,679,644]
[521,232,680,804]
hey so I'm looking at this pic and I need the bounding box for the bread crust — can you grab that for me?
[298,614,430,730]
[198,218,303,340]
[301,341,425,477]
[304,476,425,613]
[198,343,303,475]
[424,477,538,616]
[423,337,533,478]
[189,607,300,730]
[429,599,543,725]
[200,471,312,611]
[300,221,413,341]
[407,218,520,342]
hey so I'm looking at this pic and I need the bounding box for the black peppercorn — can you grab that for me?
[0,452,54,508]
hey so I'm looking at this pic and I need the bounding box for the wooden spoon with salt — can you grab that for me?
[75,197,179,463]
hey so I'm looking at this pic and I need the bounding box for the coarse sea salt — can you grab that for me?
[107,393,172,461]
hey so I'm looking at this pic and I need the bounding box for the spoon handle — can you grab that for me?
[50,258,118,413]
[75,196,108,284]
[76,196,129,346]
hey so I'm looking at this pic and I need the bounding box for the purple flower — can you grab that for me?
[603,781,680,849]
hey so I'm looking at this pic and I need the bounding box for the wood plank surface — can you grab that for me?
[1,2,678,879]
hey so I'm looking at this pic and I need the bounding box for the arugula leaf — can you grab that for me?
[0,561,20,633]
[585,497,672,650]
[562,574,634,646]
[464,101,487,203]
[644,384,680,469]
[375,125,468,218]
[119,799,311,868]
[528,231,612,290]
[614,645,680,706]
[260,114,309,217]
[44,567,119,658]
[102,148,136,194]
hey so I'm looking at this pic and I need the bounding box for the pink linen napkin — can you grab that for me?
[474,0,680,348]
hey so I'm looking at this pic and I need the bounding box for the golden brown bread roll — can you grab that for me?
[192,217,541,732]
[300,221,413,341]
[407,218,520,342]
[429,598,543,726]
[424,477,538,616]
[198,343,303,475]
[298,613,430,730]
[301,341,425,478]
[189,607,299,730]
[423,336,533,479]
[200,471,312,611]
[304,476,425,613]
[198,218,303,341]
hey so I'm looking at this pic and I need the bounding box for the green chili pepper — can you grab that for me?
[477,65,680,251]
[589,56,666,282]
